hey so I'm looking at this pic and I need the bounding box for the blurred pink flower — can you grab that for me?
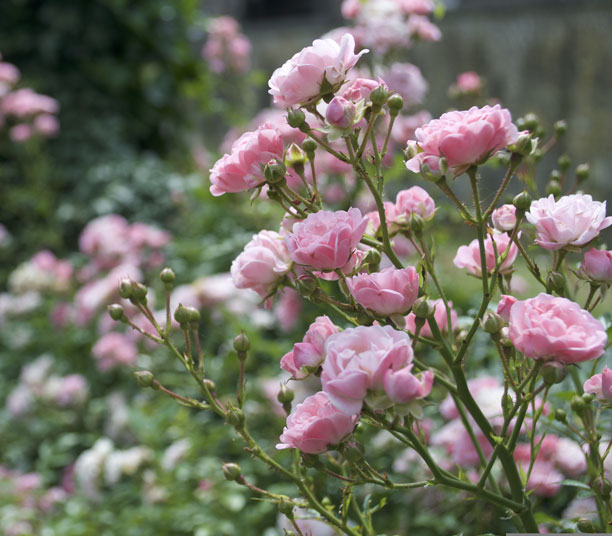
[9,123,32,142]
[2,88,59,116]
[584,367,612,403]
[33,113,59,136]
[379,62,428,107]
[405,298,457,338]
[92,332,139,371]
[455,71,482,94]
[453,229,518,277]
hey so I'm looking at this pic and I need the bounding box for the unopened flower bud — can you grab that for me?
[183,306,200,325]
[277,383,294,405]
[301,138,317,155]
[570,395,586,414]
[545,179,562,198]
[370,85,388,107]
[278,498,294,518]
[410,214,425,234]
[553,120,567,136]
[554,408,567,423]
[438,156,449,176]
[287,108,306,128]
[541,361,566,385]
[576,163,589,182]
[222,463,242,482]
[160,267,175,286]
[107,304,125,322]
[131,282,148,303]
[557,154,571,172]
[203,379,216,392]
[405,141,418,160]
[576,518,595,533]
[513,191,532,211]
[343,441,364,464]
[582,392,595,404]
[264,161,286,184]
[118,278,134,299]
[594,476,612,499]
[325,96,356,129]
[481,311,504,334]
[495,151,511,167]
[226,406,245,427]
[387,94,403,115]
[535,126,546,140]
[364,248,382,269]
[412,297,434,319]
[233,332,250,353]
[134,370,155,388]
[285,143,308,170]
[546,271,565,293]
[511,132,534,156]
[174,303,190,325]
[297,275,318,297]
[501,393,514,418]
[518,113,539,132]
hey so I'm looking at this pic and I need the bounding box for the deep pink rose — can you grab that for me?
[321,325,413,415]
[325,96,356,129]
[508,293,607,363]
[209,125,284,196]
[276,392,358,454]
[231,230,292,299]
[285,208,367,270]
[580,248,612,283]
[584,367,612,403]
[526,194,612,251]
[491,204,517,232]
[496,294,518,322]
[406,104,519,176]
[453,230,518,277]
[281,316,339,379]
[268,34,367,107]
[405,298,457,338]
[346,266,419,316]
[394,186,435,222]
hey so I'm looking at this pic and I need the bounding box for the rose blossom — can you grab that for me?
[455,71,482,94]
[285,208,368,271]
[453,230,518,277]
[580,248,612,283]
[346,266,419,316]
[209,124,284,196]
[268,33,367,107]
[405,299,457,338]
[496,294,518,322]
[584,367,612,403]
[383,367,433,404]
[340,76,381,103]
[325,96,356,129]
[508,293,607,363]
[394,186,435,222]
[406,104,519,176]
[91,332,139,371]
[231,230,292,300]
[526,194,612,251]
[491,204,517,232]
[321,325,415,415]
[379,62,428,107]
[276,392,358,454]
[281,316,339,379]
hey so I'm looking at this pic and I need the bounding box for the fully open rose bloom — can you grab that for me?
[276,392,358,454]
[406,104,519,176]
[285,208,368,270]
[231,230,292,299]
[580,248,612,283]
[209,124,283,196]
[508,293,607,363]
[584,367,612,403]
[268,33,367,107]
[322,325,431,415]
[453,229,518,276]
[281,316,339,379]
[346,266,419,316]
[526,194,612,250]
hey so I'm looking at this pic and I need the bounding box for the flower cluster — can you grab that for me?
[202,16,251,75]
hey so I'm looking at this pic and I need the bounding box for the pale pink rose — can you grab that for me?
[54,375,88,406]
[405,299,457,338]
[346,266,419,316]
[340,77,382,103]
[274,288,302,332]
[491,204,517,232]
[321,325,413,415]
[33,113,59,136]
[313,248,366,281]
[365,202,397,234]
[580,248,612,283]
[526,194,612,251]
[0,62,19,85]
[395,186,435,222]
[406,105,519,176]
[432,419,493,466]
[2,88,58,116]
[250,107,307,146]
[383,367,433,404]
[440,376,502,420]
[325,96,355,128]
[79,215,132,268]
[276,391,358,453]
[379,62,428,107]
[408,15,441,41]
[456,71,482,93]
[398,0,434,15]
[508,293,607,363]
[584,367,612,403]
[281,316,339,379]
[453,230,518,277]
[496,294,518,322]
[202,17,251,74]
[554,437,587,478]
[390,111,432,145]
[341,0,362,19]
[231,230,292,299]
[209,124,284,196]
[268,34,367,107]
[285,208,367,271]
[128,223,170,250]
[9,123,31,142]
[92,332,139,371]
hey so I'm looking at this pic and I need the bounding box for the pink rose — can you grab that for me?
[276,391,358,454]
[394,186,435,222]
[365,202,397,234]
[580,248,612,283]
[274,288,302,332]
[496,294,518,322]
[405,298,457,338]
[2,88,59,116]
[526,194,612,251]
[325,96,356,129]
[398,0,434,15]
[379,62,428,107]
[231,230,292,299]
[456,71,482,94]
[340,77,382,103]
[9,123,31,142]
[285,208,367,271]
[346,266,419,316]
[321,325,413,415]
[383,367,433,404]
[268,34,367,107]
[341,0,362,19]
[508,293,607,363]
[453,230,518,277]
[92,332,139,371]
[408,15,442,41]
[0,61,19,85]
[209,124,284,196]
[33,113,59,137]
[584,367,612,403]
[281,316,339,379]
[491,204,517,232]
[406,105,519,176]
